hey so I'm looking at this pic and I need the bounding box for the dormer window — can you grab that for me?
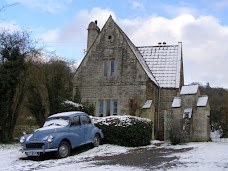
[104,59,115,77]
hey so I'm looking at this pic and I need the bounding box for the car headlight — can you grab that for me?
[20,136,25,143]
[42,135,54,143]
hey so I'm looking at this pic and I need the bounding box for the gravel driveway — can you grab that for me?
[89,143,193,170]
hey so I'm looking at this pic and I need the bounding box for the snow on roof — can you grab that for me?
[137,42,182,88]
[197,96,209,107]
[183,108,192,118]
[142,100,153,109]
[48,111,85,118]
[172,97,181,108]
[180,85,199,95]
[115,23,158,86]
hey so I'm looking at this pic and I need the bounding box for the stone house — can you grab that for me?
[73,15,205,140]
[171,85,210,141]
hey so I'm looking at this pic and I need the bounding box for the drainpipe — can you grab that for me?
[157,87,161,139]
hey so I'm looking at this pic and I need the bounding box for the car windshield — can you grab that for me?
[43,117,70,128]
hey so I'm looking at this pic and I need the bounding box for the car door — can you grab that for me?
[80,115,93,143]
[69,116,84,147]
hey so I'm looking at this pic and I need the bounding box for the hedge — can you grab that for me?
[92,115,153,147]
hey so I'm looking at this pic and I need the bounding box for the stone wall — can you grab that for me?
[193,104,210,141]
[171,87,210,142]
[73,17,159,120]
[158,88,179,140]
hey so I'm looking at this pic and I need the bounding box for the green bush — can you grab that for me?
[92,116,153,147]
[59,100,95,116]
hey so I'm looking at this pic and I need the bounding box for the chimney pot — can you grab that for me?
[95,20,97,25]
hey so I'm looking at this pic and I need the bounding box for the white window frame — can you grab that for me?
[98,99,118,117]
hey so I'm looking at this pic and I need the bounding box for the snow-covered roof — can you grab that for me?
[197,96,209,107]
[180,85,199,95]
[183,108,192,118]
[172,97,181,108]
[142,100,153,109]
[138,42,182,88]
[115,23,158,86]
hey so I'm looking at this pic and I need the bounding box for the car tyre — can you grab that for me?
[93,134,101,147]
[55,141,71,159]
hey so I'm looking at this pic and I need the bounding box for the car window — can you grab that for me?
[80,115,91,125]
[43,118,69,127]
[71,116,80,126]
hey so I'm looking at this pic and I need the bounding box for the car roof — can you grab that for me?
[48,111,87,118]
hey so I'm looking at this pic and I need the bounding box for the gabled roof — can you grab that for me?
[138,42,182,88]
[142,100,153,109]
[172,97,181,108]
[197,96,208,107]
[112,18,158,86]
[180,85,199,95]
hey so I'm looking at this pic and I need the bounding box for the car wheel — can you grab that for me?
[55,141,70,159]
[93,134,101,147]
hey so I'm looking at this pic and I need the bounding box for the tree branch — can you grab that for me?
[0,3,19,12]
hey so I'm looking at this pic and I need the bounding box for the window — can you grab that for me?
[106,100,111,116]
[71,116,80,126]
[81,116,91,125]
[113,100,118,115]
[104,60,108,77]
[110,60,115,76]
[98,99,118,116]
[99,100,104,117]
[103,60,115,77]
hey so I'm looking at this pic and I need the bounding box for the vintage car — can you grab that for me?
[19,111,104,158]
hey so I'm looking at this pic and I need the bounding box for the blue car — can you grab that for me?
[19,111,104,158]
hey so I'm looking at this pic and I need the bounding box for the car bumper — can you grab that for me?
[20,148,58,153]
[20,141,58,154]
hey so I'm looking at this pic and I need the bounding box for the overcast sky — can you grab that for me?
[1,0,228,88]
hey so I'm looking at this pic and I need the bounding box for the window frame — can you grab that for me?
[97,99,118,116]
[103,59,115,77]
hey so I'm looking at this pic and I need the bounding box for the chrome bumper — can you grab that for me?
[20,148,58,153]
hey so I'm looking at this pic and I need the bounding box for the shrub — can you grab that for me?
[59,100,95,116]
[92,115,153,147]
[170,127,189,145]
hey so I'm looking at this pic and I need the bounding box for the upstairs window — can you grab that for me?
[104,60,115,77]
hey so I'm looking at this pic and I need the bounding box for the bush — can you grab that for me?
[170,128,189,145]
[92,115,153,147]
[59,100,95,116]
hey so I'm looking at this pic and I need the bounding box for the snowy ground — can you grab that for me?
[1,141,228,171]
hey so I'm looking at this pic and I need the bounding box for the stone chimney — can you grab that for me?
[87,20,100,50]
